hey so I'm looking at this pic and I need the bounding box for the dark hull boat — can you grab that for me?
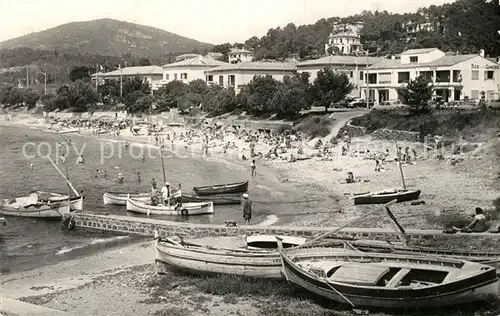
[354,189,421,205]
[180,193,241,205]
[279,247,498,309]
[193,180,249,196]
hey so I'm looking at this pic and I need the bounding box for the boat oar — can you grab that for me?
[294,199,398,250]
[46,156,79,196]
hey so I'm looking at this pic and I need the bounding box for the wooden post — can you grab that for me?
[385,205,408,246]
[395,142,407,191]
[294,199,397,249]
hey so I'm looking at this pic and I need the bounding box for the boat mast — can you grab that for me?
[65,163,72,198]
[46,156,79,196]
[159,148,166,183]
[395,142,407,191]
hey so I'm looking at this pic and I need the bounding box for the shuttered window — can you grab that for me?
[378,73,391,84]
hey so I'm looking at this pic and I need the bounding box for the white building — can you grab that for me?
[325,22,363,55]
[228,48,254,64]
[296,56,386,98]
[161,56,228,85]
[204,61,296,93]
[96,66,164,92]
[362,48,500,103]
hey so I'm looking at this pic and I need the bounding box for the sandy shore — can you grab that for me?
[1,110,499,315]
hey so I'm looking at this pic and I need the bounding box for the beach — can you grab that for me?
[1,110,499,315]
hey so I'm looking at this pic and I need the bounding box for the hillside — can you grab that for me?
[229,0,500,60]
[0,18,213,57]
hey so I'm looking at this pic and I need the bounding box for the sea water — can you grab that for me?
[0,125,273,274]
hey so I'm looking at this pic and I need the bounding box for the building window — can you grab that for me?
[368,73,377,84]
[165,74,170,80]
[180,73,188,80]
[219,75,224,86]
[409,56,418,63]
[397,72,410,83]
[174,73,178,80]
[452,70,461,82]
[471,70,479,80]
[349,71,353,78]
[207,75,213,82]
[471,90,479,99]
[359,71,364,81]
[485,71,494,80]
[378,73,391,84]
[228,75,235,87]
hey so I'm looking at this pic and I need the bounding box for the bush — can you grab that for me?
[351,109,500,140]
[294,115,334,139]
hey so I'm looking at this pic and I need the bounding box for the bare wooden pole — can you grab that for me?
[395,142,407,190]
[294,199,398,249]
[159,148,166,183]
[46,156,79,196]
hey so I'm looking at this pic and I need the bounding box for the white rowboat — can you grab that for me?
[155,235,307,279]
[126,197,213,216]
[103,192,151,206]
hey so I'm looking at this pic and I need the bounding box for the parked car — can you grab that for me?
[347,98,367,108]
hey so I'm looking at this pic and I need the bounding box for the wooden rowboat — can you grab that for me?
[103,192,241,206]
[180,192,241,205]
[279,246,498,309]
[103,192,151,206]
[0,191,83,213]
[56,128,80,134]
[353,188,421,205]
[155,235,307,279]
[0,197,72,218]
[193,180,248,196]
[126,198,214,216]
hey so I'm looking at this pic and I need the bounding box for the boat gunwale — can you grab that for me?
[280,251,498,299]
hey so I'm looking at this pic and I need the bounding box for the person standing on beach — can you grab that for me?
[242,193,252,225]
[250,159,256,179]
[161,182,172,206]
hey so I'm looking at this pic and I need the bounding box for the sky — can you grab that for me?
[0,0,456,44]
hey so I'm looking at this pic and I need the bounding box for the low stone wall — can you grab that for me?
[371,128,420,142]
[73,213,500,247]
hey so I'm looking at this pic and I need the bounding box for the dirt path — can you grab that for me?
[308,109,368,146]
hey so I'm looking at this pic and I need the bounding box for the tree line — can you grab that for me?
[0,68,355,119]
[211,0,499,59]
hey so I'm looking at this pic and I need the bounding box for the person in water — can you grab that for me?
[115,173,124,184]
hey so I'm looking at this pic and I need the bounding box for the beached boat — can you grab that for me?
[0,195,72,218]
[103,192,151,206]
[279,246,498,309]
[353,188,421,205]
[155,235,307,278]
[126,198,214,216]
[193,180,249,196]
[56,128,80,134]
